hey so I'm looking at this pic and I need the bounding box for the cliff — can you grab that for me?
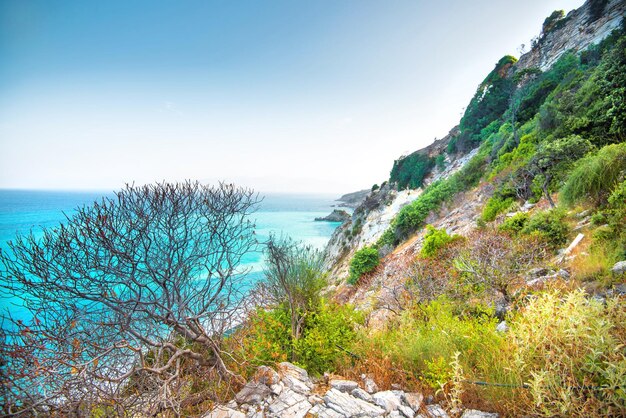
[515,0,625,71]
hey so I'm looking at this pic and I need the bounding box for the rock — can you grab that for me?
[308,404,345,418]
[203,405,246,418]
[278,363,313,395]
[391,383,403,390]
[398,404,416,417]
[614,283,626,295]
[461,409,499,418]
[612,261,626,275]
[226,400,238,409]
[496,320,508,333]
[315,209,351,222]
[308,394,324,405]
[270,383,283,396]
[361,374,379,394]
[424,395,434,405]
[324,388,386,417]
[235,382,271,405]
[527,267,549,278]
[521,201,535,212]
[388,411,403,418]
[425,404,449,418]
[556,269,570,279]
[351,387,374,403]
[372,390,403,413]
[254,366,281,386]
[329,379,359,393]
[267,388,311,418]
[402,392,424,412]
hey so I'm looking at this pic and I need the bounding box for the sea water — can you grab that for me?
[0,189,344,321]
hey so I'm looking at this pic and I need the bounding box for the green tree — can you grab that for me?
[529,135,593,207]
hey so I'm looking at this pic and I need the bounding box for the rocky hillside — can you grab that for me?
[516,0,625,71]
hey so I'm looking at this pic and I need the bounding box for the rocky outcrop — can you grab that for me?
[515,0,625,72]
[203,363,498,418]
[316,210,351,223]
[336,190,370,209]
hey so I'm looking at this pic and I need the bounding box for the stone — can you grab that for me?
[556,269,570,279]
[308,404,345,418]
[614,283,626,295]
[324,388,386,417]
[521,201,535,212]
[388,412,403,418]
[612,261,626,275]
[391,383,403,390]
[398,404,416,418]
[267,388,311,418]
[308,394,324,405]
[527,267,549,278]
[372,390,403,412]
[254,366,281,386]
[235,382,271,405]
[361,374,379,394]
[329,379,359,393]
[351,387,374,403]
[425,404,449,418]
[278,363,313,395]
[203,405,246,418]
[495,320,508,333]
[270,383,283,396]
[461,409,499,418]
[401,392,424,412]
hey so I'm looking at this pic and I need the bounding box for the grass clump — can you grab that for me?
[499,212,530,234]
[561,142,626,207]
[348,246,380,285]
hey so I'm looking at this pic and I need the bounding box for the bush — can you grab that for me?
[348,247,380,285]
[499,212,530,234]
[521,209,570,248]
[481,196,515,222]
[511,290,626,416]
[560,143,626,207]
[420,225,458,257]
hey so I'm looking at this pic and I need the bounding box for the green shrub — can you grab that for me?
[521,209,570,248]
[348,247,380,285]
[560,143,626,207]
[435,154,446,171]
[499,212,530,234]
[294,301,363,375]
[481,196,515,222]
[420,225,458,257]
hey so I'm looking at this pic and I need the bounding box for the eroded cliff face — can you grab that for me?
[323,0,625,319]
[516,0,625,72]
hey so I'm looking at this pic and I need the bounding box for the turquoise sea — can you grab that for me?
[0,189,344,321]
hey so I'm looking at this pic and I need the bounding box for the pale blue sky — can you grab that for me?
[0,0,584,193]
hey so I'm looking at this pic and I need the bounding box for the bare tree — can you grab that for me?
[454,229,546,303]
[0,181,259,416]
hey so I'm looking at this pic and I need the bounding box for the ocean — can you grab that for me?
[0,189,345,321]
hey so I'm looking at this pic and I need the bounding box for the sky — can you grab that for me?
[0,0,585,194]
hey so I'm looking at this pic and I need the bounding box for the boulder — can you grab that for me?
[278,362,313,395]
[267,388,311,418]
[329,379,359,393]
[351,387,373,403]
[254,365,281,385]
[234,382,271,405]
[426,404,449,418]
[308,404,345,418]
[324,388,386,417]
[398,404,416,417]
[361,374,379,394]
[402,392,424,412]
[612,261,626,275]
[372,390,403,412]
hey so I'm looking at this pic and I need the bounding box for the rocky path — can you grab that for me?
[203,362,498,418]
